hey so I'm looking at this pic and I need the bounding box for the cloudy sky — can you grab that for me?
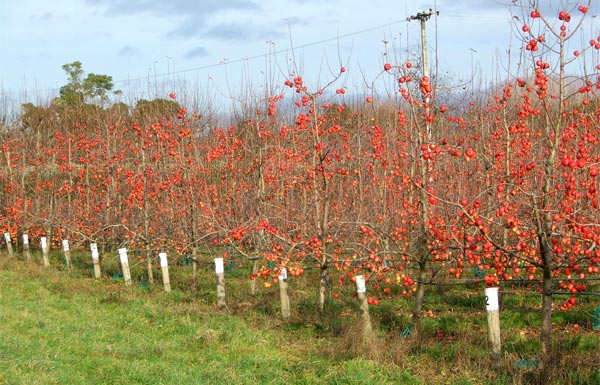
[1,0,598,106]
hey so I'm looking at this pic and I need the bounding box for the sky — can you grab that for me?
[1,0,598,109]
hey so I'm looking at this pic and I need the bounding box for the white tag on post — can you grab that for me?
[215,257,224,274]
[118,248,129,264]
[279,267,287,281]
[41,237,48,250]
[23,234,29,245]
[485,287,500,311]
[159,252,168,267]
[4,233,11,243]
[356,275,366,293]
[90,243,99,260]
[62,239,70,252]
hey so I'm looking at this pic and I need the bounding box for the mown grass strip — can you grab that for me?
[0,267,421,385]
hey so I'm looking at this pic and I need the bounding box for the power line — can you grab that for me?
[115,18,409,85]
[2,18,409,96]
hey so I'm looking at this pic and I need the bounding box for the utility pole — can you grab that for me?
[408,9,438,88]
[408,8,439,138]
[406,8,439,337]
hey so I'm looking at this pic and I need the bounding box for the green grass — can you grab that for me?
[0,262,420,385]
[0,254,598,385]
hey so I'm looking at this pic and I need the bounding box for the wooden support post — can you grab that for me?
[90,243,101,279]
[41,236,50,267]
[23,233,32,261]
[159,252,171,293]
[118,248,132,286]
[485,287,502,362]
[215,257,226,308]
[356,275,373,336]
[279,267,291,320]
[4,233,14,258]
[62,239,72,272]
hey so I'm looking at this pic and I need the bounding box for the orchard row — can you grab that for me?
[1,0,599,363]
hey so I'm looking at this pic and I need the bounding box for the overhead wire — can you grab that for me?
[117,19,410,85]
[2,18,410,97]
[2,10,514,97]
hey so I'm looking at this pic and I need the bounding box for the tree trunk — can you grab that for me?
[318,264,329,312]
[145,241,154,284]
[250,258,259,295]
[412,260,427,336]
[191,247,198,299]
[540,236,554,365]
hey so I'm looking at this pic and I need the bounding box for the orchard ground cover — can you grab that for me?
[0,254,598,385]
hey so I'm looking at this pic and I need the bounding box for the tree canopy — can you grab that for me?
[57,61,120,107]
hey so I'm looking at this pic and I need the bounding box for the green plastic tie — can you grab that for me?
[593,305,600,331]
[473,266,486,279]
[515,359,540,369]
[401,324,413,338]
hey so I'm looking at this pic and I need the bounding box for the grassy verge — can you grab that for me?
[0,261,420,385]
[0,255,598,385]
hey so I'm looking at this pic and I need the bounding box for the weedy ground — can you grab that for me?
[0,252,598,385]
